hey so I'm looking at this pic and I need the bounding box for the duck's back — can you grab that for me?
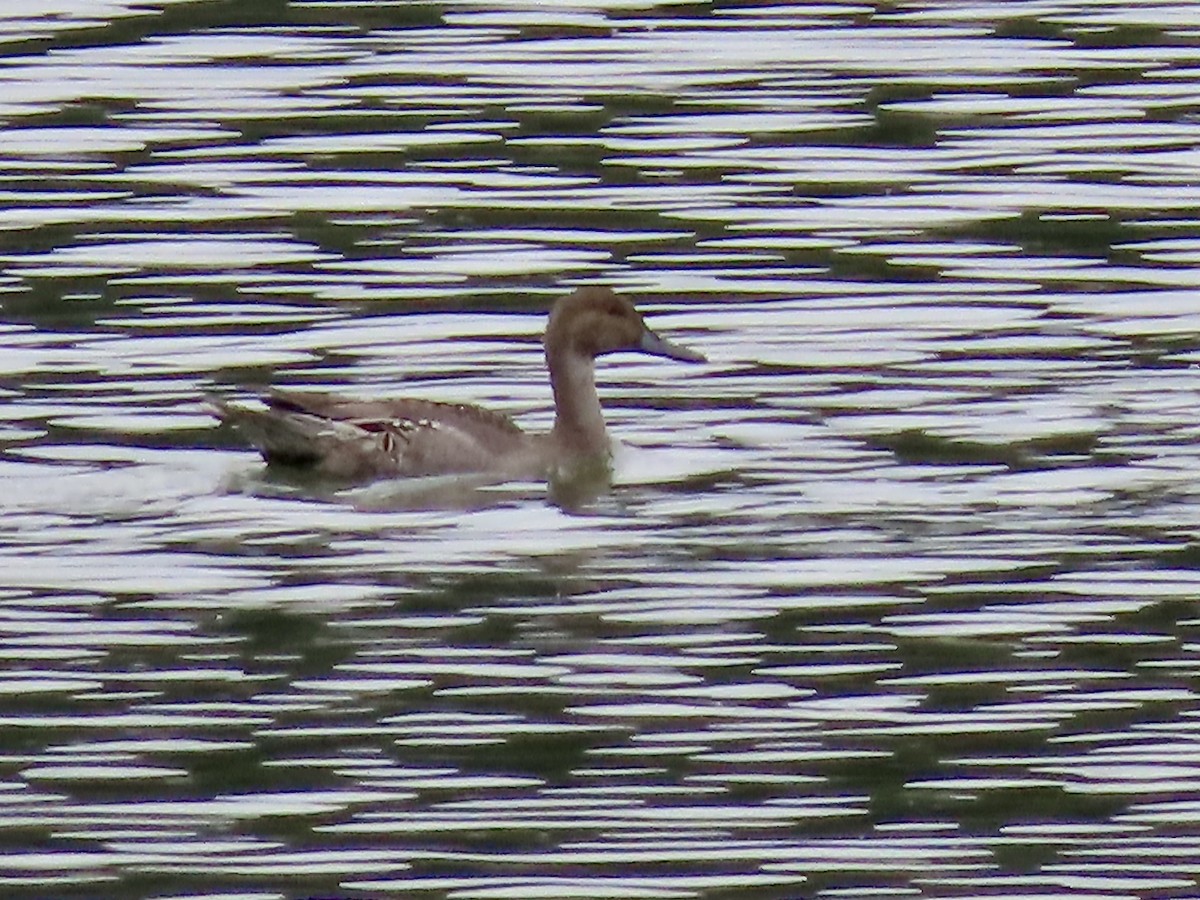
[211,390,538,479]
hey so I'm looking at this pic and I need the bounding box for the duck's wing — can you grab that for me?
[269,390,525,441]
[208,390,534,479]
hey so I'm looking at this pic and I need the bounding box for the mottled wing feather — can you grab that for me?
[258,390,532,477]
[269,391,524,442]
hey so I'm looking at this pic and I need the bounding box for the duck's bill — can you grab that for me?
[639,328,707,363]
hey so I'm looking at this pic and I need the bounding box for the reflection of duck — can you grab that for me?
[207,286,706,480]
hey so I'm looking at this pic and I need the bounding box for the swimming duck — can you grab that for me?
[207,286,706,480]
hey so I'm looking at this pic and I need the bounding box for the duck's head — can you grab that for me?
[545,286,706,364]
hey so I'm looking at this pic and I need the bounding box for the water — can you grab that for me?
[3,1,1200,898]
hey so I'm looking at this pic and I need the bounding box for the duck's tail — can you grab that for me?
[206,393,336,466]
[210,391,406,481]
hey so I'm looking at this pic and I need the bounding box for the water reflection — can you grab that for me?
[3,1,1200,899]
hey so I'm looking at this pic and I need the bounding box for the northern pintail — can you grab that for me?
[207,286,705,480]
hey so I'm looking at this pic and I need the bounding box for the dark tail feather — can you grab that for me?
[205,393,326,466]
[205,393,396,479]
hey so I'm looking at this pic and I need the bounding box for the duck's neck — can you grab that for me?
[547,347,609,455]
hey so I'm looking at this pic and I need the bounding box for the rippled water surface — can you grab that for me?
[4,2,1200,898]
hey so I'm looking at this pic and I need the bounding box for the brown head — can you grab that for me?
[544,286,706,364]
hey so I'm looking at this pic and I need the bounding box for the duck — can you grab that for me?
[207,286,706,481]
